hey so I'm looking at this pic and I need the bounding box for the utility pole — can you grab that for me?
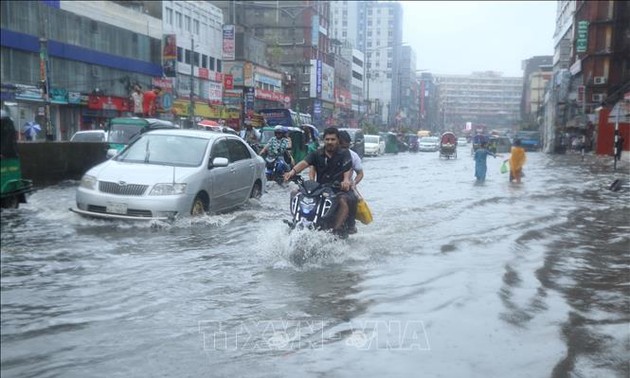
[189,37,195,128]
[39,37,53,140]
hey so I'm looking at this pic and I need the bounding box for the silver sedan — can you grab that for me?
[71,129,266,221]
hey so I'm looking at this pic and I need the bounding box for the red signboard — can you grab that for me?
[87,95,130,111]
[198,67,209,80]
[224,74,234,90]
[255,88,286,103]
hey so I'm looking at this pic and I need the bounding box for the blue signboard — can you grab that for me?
[316,60,322,98]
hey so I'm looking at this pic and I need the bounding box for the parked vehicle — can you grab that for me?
[364,134,385,156]
[106,117,178,154]
[488,136,512,154]
[70,130,108,142]
[419,136,440,152]
[457,137,468,146]
[70,129,266,221]
[380,132,399,154]
[514,131,541,151]
[439,132,458,159]
[1,110,33,209]
[338,128,365,158]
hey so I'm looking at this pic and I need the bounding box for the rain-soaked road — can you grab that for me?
[1,147,629,378]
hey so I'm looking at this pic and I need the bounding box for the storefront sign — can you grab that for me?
[255,88,285,103]
[68,91,82,104]
[87,95,130,112]
[316,60,322,97]
[244,63,254,87]
[49,88,68,104]
[224,62,244,86]
[224,74,234,90]
[576,20,589,53]
[244,87,255,114]
[152,78,174,113]
[334,87,351,109]
[207,81,223,105]
[321,62,334,103]
[198,67,209,80]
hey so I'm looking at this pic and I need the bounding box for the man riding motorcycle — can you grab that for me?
[284,127,355,238]
[259,125,294,167]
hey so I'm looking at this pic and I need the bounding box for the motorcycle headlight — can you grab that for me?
[149,183,187,196]
[300,198,316,213]
[79,174,97,190]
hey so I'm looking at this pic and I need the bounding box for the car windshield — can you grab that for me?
[108,124,144,144]
[421,137,438,143]
[115,134,209,167]
[365,135,379,143]
[72,132,105,142]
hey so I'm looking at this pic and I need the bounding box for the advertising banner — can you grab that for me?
[152,77,174,113]
[316,60,322,97]
[224,62,244,86]
[162,34,177,77]
[321,62,334,103]
[223,25,236,61]
[224,74,234,90]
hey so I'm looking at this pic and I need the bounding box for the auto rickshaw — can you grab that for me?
[439,132,458,159]
[379,132,399,154]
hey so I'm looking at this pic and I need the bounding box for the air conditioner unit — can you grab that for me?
[592,93,605,102]
[593,76,607,85]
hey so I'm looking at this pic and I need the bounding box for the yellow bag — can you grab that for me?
[356,197,373,225]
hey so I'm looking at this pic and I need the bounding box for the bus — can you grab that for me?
[258,108,312,128]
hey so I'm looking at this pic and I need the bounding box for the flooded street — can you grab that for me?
[1,149,629,378]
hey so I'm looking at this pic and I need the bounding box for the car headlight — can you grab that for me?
[149,183,187,196]
[79,174,97,190]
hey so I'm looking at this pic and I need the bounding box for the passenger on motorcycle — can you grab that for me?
[284,127,355,237]
[260,125,294,166]
[239,121,260,151]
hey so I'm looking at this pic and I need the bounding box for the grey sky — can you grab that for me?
[401,1,557,77]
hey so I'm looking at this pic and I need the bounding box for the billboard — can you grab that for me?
[162,34,177,77]
[222,25,235,61]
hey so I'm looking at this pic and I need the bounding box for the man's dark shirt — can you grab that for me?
[304,147,352,185]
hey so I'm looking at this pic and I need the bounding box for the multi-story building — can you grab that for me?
[332,41,353,127]
[348,49,365,123]
[364,1,403,128]
[330,1,365,53]
[0,1,163,140]
[161,1,225,127]
[213,1,332,128]
[435,72,522,132]
[397,45,419,130]
[544,0,629,155]
[521,57,553,129]
[417,72,441,134]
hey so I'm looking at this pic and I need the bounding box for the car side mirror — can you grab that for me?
[209,157,229,169]
[106,148,118,158]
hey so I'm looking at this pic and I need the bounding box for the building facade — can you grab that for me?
[435,72,522,133]
[1,0,163,140]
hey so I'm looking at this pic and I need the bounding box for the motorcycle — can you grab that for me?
[264,155,290,185]
[285,175,346,235]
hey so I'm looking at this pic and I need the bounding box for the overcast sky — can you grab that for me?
[401,1,557,77]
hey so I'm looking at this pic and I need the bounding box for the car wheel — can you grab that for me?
[190,194,208,216]
[250,181,262,199]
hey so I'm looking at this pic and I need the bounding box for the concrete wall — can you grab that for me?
[17,142,108,187]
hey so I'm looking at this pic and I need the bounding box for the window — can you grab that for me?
[202,55,208,69]
[211,140,230,161]
[193,19,200,34]
[166,8,173,25]
[387,73,392,79]
[185,49,191,64]
[217,59,222,72]
[210,57,215,71]
[177,47,184,62]
[185,16,191,31]
[194,52,200,66]
[227,139,251,161]
[176,11,182,28]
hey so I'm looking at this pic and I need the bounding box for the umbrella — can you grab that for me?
[23,121,41,136]
[197,119,219,128]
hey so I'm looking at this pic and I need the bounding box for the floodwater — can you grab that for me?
[1,148,629,378]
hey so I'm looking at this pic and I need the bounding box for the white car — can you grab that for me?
[457,137,468,147]
[70,129,266,221]
[70,130,107,142]
[364,134,385,156]
[419,136,440,152]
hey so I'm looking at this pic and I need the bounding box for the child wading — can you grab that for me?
[474,142,496,182]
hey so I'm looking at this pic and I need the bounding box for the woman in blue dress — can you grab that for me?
[474,142,496,182]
